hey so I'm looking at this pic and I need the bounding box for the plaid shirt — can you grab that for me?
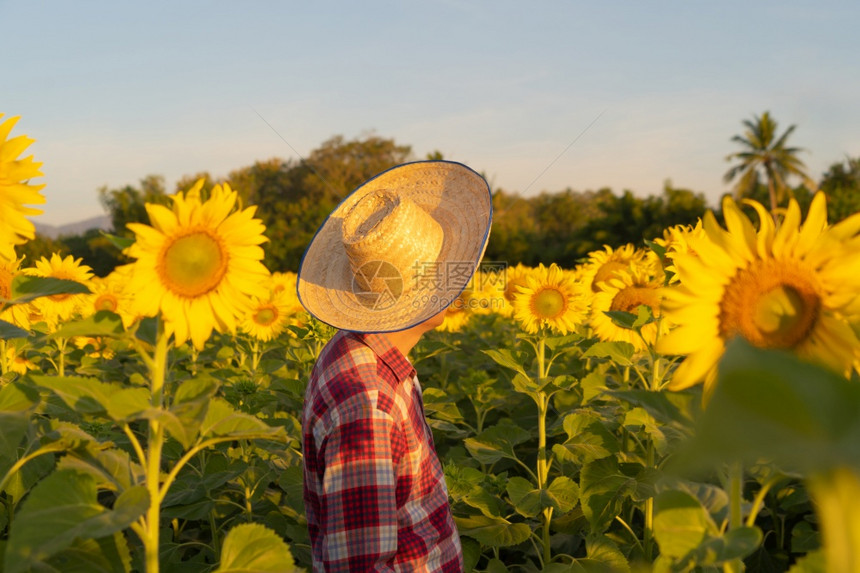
[302,331,462,572]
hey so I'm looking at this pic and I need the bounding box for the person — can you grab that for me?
[297,160,493,572]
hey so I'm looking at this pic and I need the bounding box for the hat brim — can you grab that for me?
[297,160,493,333]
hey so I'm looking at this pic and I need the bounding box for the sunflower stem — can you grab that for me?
[535,334,552,565]
[0,339,7,376]
[724,460,745,573]
[143,319,169,573]
[56,337,67,377]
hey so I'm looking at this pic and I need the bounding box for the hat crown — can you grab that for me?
[341,189,443,297]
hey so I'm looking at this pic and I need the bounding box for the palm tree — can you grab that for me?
[723,111,812,213]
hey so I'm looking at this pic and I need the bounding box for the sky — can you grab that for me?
[3,0,859,226]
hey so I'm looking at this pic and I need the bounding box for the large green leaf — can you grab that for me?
[482,348,530,379]
[57,447,142,492]
[49,311,125,339]
[4,470,148,573]
[0,384,35,467]
[162,376,220,448]
[454,514,531,547]
[623,407,669,456]
[464,420,531,465]
[677,339,860,474]
[42,533,132,573]
[199,398,285,440]
[506,476,579,518]
[214,523,294,573]
[33,375,149,421]
[6,276,90,304]
[0,318,29,339]
[579,457,644,534]
[653,490,716,558]
[582,341,634,366]
[552,412,618,465]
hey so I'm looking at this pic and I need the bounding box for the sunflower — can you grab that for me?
[26,253,94,328]
[0,253,31,330]
[652,221,706,284]
[82,269,137,327]
[268,271,306,316]
[438,292,473,333]
[512,263,588,335]
[578,244,653,294]
[240,289,294,342]
[470,268,510,316]
[590,265,666,351]
[658,193,860,393]
[125,179,270,350]
[502,263,532,304]
[3,341,35,375]
[0,114,46,259]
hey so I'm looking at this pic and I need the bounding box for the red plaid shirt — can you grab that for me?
[302,331,462,572]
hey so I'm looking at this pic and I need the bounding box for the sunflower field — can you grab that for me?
[3,113,860,573]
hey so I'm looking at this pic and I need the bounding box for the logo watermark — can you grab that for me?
[350,261,509,311]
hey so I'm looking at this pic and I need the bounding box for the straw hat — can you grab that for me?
[297,160,493,332]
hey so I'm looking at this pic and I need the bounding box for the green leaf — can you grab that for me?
[579,457,639,534]
[623,407,669,456]
[4,470,149,573]
[49,311,125,339]
[101,232,135,251]
[454,514,531,547]
[506,477,538,516]
[214,523,294,573]
[33,375,149,421]
[43,533,132,573]
[691,526,762,565]
[166,376,220,448]
[463,487,502,518]
[0,319,29,339]
[677,339,860,474]
[548,476,580,514]
[0,384,37,468]
[552,413,618,465]
[790,520,820,553]
[787,549,826,573]
[582,341,634,366]
[509,475,580,519]
[652,490,716,559]
[604,310,638,330]
[583,534,631,573]
[580,370,608,404]
[610,388,697,429]
[486,558,509,573]
[461,538,481,573]
[464,420,531,465]
[7,276,90,304]
[57,448,141,492]
[482,348,529,379]
[199,398,285,441]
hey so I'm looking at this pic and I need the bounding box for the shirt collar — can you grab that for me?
[347,331,416,383]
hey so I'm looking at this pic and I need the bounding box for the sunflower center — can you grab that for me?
[531,287,566,319]
[253,304,279,326]
[610,286,661,315]
[719,259,821,349]
[94,293,118,312]
[158,231,228,298]
[592,261,628,292]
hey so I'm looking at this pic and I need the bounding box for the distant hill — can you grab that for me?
[33,215,113,239]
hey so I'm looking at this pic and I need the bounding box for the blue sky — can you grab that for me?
[4,0,858,226]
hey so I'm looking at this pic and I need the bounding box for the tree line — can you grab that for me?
[20,113,860,276]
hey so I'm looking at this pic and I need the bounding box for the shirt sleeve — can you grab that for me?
[317,401,400,572]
